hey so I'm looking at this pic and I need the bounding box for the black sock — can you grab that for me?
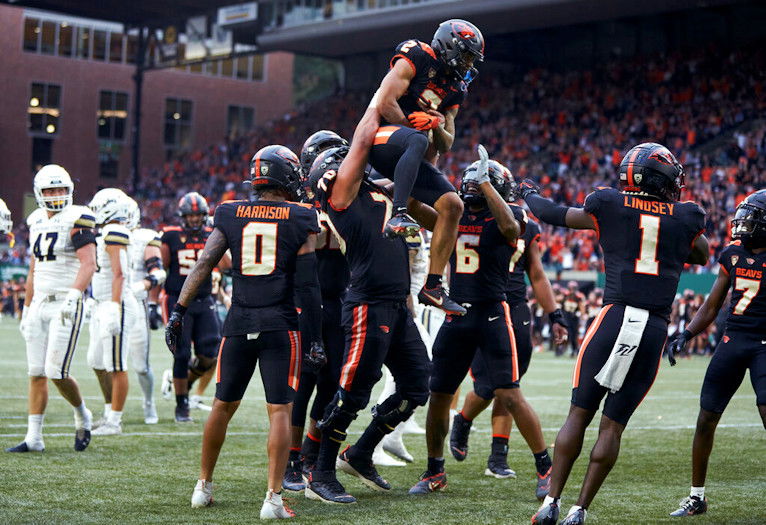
[534,449,552,475]
[491,436,509,457]
[425,273,442,289]
[301,433,321,460]
[288,449,301,463]
[316,432,344,472]
[175,394,188,408]
[354,422,387,456]
[392,132,429,210]
[427,457,445,474]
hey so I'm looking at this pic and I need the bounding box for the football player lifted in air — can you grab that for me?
[448,158,568,497]
[86,188,139,436]
[160,192,230,422]
[521,143,709,525]
[304,106,432,504]
[8,165,96,453]
[125,196,165,424]
[282,130,351,492]
[667,190,766,517]
[166,145,323,519]
[368,19,485,316]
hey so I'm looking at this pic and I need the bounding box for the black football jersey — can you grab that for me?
[584,188,705,319]
[316,212,350,299]
[213,199,319,336]
[313,171,410,303]
[506,206,540,305]
[449,207,524,303]
[389,39,467,118]
[719,242,766,334]
[162,226,213,298]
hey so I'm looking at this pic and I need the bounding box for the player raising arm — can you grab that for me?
[667,190,766,518]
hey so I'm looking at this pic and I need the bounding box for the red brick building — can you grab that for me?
[0,5,294,220]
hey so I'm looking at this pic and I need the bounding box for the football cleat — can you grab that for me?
[301,455,317,484]
[408,470,447,495]
[449,412,472,461]
[531,501,560,525]
[384,211,421,239]
[144,401,158,425]
[75,408,93,450]
[418,284,467,316]
[337,446,391,491]
[5,440,45,453]
[485,454,516,479]
[382,432,414,463]
[401,417,426,435]
[372,444,406,467]
[91,415,108,430]
[561,507,587,525]
[190,395,212,412]
[282,457,306,492]
[191,479,213,508]
[536,466,552,501]
[260,489,295,519]
[175,404,193,423]
[161,369,173,400]
[305,470,357,504]
[91,422,121,436]
[670,496,708,517]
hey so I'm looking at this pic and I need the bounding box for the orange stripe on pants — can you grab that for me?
[288,331,301,390]
[501,301,519,381]
[215,337,226,384]
[340,305,368,389]
[572,304,613,388]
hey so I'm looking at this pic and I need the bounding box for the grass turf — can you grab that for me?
[0,319,763,524]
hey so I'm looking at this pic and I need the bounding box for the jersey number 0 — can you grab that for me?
[241,222,277,276]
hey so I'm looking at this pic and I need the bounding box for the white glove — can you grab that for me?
[131,280,148,295]
[82,297,96,323]
[464,144,491,185]
[60,288,83,325]
[98,301,122,337]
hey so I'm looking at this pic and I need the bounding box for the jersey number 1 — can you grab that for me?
[635,214,660,275]
[242,222,277,276]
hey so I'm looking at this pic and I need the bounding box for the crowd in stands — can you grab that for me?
[4,43,766,277]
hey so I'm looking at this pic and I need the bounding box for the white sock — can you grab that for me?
[26,414,44,443]
[108,410,123,425]
[543,495,559,507]
[691,486,705,499]
[73,402,89,429]
[104,403,112,418]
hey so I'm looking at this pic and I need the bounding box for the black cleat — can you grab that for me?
[485,454,516,479]
[449,413,472,461]
[337,446,391,491]
[74,428,91,452]
[408,470,447,495]
[419,284,467,316]
[670,496,708,517]
[536,466,552,501]
[5,441,44,453]
[531,501,560,525]
[282,457,306,492]
[305,470,356,504]
[301,454,317,485]
[384,211,421,238]
[175,404,193,423]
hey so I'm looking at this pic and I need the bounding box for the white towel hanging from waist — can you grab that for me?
[594,305,649,393]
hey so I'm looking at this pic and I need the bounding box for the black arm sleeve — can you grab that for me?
[523,193,570,227]
[71,228,97,250]
[294,252,323,345]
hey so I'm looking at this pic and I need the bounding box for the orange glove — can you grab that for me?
[407,111,442,131]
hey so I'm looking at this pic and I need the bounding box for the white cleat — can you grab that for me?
[144,401,158,424]
[372,444,405,467]
[190,395,212,412]
[161,369,173,400]
[260,490,295,519]
[91,422,122,436]
[401,417,426,435]
[382,433,414,463]
[91,416,108,430]
[191,479,213,508]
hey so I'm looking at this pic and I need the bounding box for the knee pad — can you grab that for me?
[405,131,429,155]
[189,355,216,376]
[317,390,359,442]
[371,393,416,432]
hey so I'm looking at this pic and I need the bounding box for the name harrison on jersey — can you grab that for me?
[235,204,291,220]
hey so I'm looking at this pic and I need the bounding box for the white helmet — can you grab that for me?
[34,164,74,211]
[89,188,130,225]
[125,196,140,230]
[0,198,11,234]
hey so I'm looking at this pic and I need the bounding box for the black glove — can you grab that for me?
[518,179,541,200]
[549,308,567,329]
[147,302,163,330]
[665,330,692,366]
[165,304,187,355]
[304,341,327,373]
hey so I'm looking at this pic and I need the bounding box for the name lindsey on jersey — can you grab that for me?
[623,196,675,215]
[235,205,291,220]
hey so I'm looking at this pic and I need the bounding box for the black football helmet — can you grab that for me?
[732,189,766,250]
[248,145,303,200]
[305,146,349,201]
[431,19,484,83]
[459,159,515,206]
[300,130,349,173]
[177,192,209,231]
[619,142,685,202]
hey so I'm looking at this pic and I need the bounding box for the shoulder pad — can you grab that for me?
[103,224,131,245]
[162,225,182,232]
[26,208,46,225]
[727,240,742,247]
[288,201,314,209]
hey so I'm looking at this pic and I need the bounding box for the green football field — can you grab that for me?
[0,319,763,524]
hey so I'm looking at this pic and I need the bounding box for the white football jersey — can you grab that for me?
[92,223,132,302]
[27,205,96,296]
[129,228,161,300]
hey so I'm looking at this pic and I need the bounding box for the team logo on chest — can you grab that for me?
[731,255,739,266]
[747,257,755,266]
